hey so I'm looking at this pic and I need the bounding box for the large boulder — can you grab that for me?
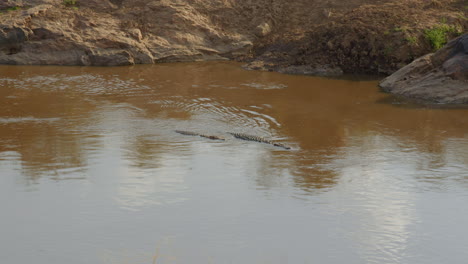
[379,34,468,104]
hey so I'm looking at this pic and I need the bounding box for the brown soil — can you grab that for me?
[248,0,468,75]
[0,0,467,75]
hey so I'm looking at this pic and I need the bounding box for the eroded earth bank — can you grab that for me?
[1,0,467,102]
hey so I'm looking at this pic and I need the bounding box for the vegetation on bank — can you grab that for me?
[389,19,463,51]
[0,6,21,13]
[63,0,79,9]
[425,23,463,50]
[63,0,77,5]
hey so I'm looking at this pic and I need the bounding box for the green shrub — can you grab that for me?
[425,24,462,50]
[425,28,446,49]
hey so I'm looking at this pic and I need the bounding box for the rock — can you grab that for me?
[441,34,468,81]
[255,22,272,37]
[85,49,135,66]
[0,27,28,45]
[131,49,154,64]
[379,34,468,104]
[0,27,28,54]
[23,4,53,17]
[127,28,143,42]
[277,65,343,76]
[243,60,343,76]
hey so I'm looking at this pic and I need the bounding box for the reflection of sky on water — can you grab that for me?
[115,159,190,210]
[324,132,468,264]
[333,138,416,263]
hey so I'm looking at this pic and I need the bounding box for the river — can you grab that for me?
[1,62,467,264]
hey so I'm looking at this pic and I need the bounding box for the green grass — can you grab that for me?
[63,0,79,9]
[63,0,78,6]
[456,13,467,20]
[383,46,394,56]
[0,6,21,12]
[405,35,418,45]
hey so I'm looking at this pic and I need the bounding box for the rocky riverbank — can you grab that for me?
[0,0,467,102]
[380,34,468,104]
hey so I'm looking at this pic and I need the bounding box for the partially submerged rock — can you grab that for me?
[243,60,343,77]
[379,34,468,104]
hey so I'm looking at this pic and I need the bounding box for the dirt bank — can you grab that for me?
[2,0,360,66]
[246,0,467,76]
[1,0,465,69]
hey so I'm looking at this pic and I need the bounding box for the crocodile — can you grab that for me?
[228,132,291,150]
[175,130,291,149]
[175,130,225,141]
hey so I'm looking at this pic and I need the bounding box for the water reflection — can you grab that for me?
[0,116,95,183]
[1,62,468,264]
[1,63,468,193]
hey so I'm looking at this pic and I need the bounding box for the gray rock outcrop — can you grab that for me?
[379,34,468,104]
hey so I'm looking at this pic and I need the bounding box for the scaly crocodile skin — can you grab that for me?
[175,130,289,148]
[228,132,291,150]
[175,130,225,141]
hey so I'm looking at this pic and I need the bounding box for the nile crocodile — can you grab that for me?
[175,130,291,149]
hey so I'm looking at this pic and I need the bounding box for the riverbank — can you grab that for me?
[1,0,467,102]
[0,0,465,70]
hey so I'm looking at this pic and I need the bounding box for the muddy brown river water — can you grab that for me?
[1,62,468,264]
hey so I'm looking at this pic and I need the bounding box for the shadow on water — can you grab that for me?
[1,62,468,193]
[376,94,468,109]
